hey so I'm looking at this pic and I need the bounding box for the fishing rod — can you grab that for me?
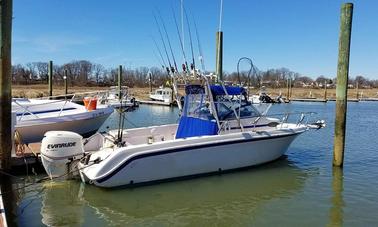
[192,12,206,72]
[172,7,189,74]
[153,12,173,75]
[152,49,163,69]
[184,8,196,73]
[151,36,167,70]
[154,9,182,112]
[157,9,179,74]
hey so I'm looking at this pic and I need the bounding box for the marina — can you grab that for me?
[4,101,378,226]
[1,0,378,226]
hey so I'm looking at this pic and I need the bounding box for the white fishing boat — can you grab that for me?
[40,74,325,188]
[149,86,173,104]
[101,86,138,109]
[13,97,113,143]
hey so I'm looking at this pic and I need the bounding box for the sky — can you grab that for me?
[12,0,378,79]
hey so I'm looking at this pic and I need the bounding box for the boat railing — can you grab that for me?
[218,120,231,133]
[245,112,317,130]
[266,112,317,128]
[13,100,40,121]
[14,90,110,121]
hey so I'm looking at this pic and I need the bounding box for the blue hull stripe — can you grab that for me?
[16,107,77,116]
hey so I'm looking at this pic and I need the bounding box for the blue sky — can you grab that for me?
[12,0,378,79]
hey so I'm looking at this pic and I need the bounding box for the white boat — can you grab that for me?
[40,75,325,188]
[149,86,173,103]
[13,97,113,143]
[101,86,138,109]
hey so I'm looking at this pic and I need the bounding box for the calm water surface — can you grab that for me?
[8,102,378,226]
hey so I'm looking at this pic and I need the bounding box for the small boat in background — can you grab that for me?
[149,86,173,104]
[100,86,139,109]
[249,87,282,104]
[13,97,113,144]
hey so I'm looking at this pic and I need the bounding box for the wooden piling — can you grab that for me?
[324,79,328,101]
[118,65,122,100]
[216,31,223,81]
[289,77,292,99]
[48,60,53,97]
[64,69,68,95]
[286,78,290,100]
[148,71,152,93]
[0,0,13,171]
[333,3,353,167]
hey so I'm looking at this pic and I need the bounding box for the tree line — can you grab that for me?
[12,60,378,88]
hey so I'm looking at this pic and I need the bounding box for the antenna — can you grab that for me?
[192,12,206,72]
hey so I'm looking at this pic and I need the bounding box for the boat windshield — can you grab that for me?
[182,85,213,120]
[216,101,260,120]
[210,85,260,121]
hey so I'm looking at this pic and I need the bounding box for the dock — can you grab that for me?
[359,98,378,101]
[328,98,359,102]
[0,188,7,227]
[290,98,364,103]
[290,98,327,102]
[138,100,172,106]
[11,143,41,167]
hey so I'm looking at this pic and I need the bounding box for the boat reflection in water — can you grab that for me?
[40,182,85,226]
[39,159,307,226]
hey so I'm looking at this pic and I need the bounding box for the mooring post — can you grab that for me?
[64,69,68,95]
[148,71,152,93]
[289,77,292,99]
[216,31,223,81]
[286,78,290,100]
[0,0,13,170]
[333,3,353,167]
[118,65,122,101]
[48,60,53,97]
[324,79,328,101]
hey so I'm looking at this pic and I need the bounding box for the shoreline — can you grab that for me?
[12,84,378,101]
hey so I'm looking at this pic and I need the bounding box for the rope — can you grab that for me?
[14,130,25,157]
[0,157,98,196]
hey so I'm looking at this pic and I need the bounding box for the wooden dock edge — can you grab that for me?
[138,100,172,106]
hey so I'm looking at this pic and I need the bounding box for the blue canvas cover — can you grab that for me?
[176,84,219,139]
[175,116,218,139]
[210,85,246,96]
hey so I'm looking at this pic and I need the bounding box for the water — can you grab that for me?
[7,102,378,226]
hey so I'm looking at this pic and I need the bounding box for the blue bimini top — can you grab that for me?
[210,85,246,96]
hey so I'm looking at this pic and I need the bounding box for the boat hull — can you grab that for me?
[82,132,301,188]
[16,109,112,143]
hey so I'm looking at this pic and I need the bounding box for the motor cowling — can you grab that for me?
[41,131,84,179]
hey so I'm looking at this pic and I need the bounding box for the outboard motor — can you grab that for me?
[41,131,85,180]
